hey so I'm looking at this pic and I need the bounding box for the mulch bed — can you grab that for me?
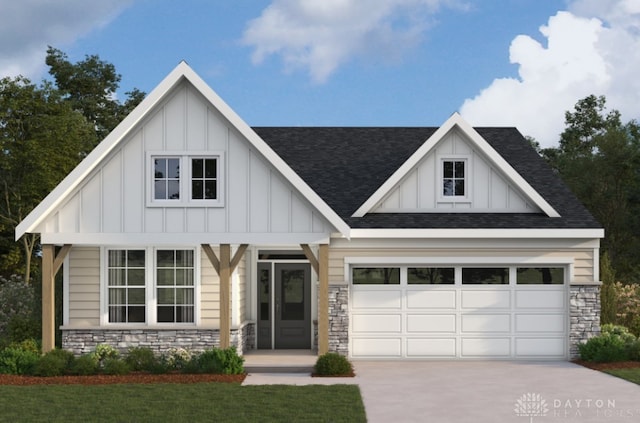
[573,360,640,371]
[0,372,246,386]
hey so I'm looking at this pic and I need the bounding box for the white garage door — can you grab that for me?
[350,266,567,359]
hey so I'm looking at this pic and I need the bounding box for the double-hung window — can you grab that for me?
[149,153,223,206]
[107,250,146,323]
[156,249,195,323]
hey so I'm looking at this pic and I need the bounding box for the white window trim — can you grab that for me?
[146,151,225,208]
[438,155,471,203]
[100,246,201,327]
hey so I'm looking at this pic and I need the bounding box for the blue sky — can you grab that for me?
[1,0,639,147]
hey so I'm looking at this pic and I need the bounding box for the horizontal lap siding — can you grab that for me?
[329,248,594,284]
[68,247,100,326]
[200,247,220,326]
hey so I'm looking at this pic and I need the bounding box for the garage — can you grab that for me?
[349,265,567,359]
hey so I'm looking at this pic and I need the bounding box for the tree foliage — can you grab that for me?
[543,95,640,281]
[0,48,145,281]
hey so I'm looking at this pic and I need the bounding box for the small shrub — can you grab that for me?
[191,347,244,374]
[94,344,119,361]
[601,323,637,343]
[69,354,99,375]
[31,349,75,377]
[0,341,41,375]
[125,347,158,372]
[314,352,353,376]
[101,357,130,375]
[164,347,192,371]
[627,339,640,361]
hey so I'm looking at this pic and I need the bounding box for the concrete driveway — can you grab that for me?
[354,361,640,423]
[244,361,640,422]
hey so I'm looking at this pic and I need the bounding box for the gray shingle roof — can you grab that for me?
[252,127,601,229]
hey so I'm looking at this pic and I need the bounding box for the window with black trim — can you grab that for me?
[443,159,466,197]
[150,153,222,205]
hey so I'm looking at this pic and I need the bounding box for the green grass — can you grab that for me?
[604,368,640,385]
[0,383,366,422]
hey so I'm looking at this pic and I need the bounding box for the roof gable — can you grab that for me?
[16,62,350,241]
[351,113,560,218]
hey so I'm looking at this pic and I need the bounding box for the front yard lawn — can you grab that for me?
[0,382,366,422]
[603,368,640,385]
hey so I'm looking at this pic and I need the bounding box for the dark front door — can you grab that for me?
[257,262,311,349]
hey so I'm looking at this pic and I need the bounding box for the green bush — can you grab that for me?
[101,357,130,375]
[69,354,99,375]
[627,339,640,361]
[124,347,158,372]
[0,275,38,346]
[0,340,41,375]
[164,347,192,371]
[190,347,244,374]
[31,349,75,376]
[314,353,353,376]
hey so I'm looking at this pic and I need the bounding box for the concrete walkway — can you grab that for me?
[243,361,640,422]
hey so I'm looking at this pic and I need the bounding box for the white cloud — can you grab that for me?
[460,0,640,147]
[242,0,467,83]
[0,0,133,79]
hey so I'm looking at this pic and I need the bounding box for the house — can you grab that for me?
[16,62,603,360]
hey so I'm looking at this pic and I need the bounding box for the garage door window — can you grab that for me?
[462,267,509,284]
[352,268,400,284]
[408,267,454,284]
[517,267,564,284]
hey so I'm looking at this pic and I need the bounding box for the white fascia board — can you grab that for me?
[16,62,350,240]
[346,228,604,239]
[40,232,331,246]
[351,113,560,218]
[16,62,192,240]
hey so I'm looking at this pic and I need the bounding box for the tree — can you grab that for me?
[545,95,640,281]
[0,77,96,283]
[45,47,145,142]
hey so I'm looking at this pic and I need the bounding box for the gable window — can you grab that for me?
[442,159,466,197]
[107,250,146,323]
[149,152,223,206]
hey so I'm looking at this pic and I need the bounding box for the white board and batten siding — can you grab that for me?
[38,80,333,243]
[373,128,540,213]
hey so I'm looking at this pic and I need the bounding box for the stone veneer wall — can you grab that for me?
[62,322,256,356]
[328,285,349,356]
[569,285,601,359]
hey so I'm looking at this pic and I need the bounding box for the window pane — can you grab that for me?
[517,268,564,284]
[462,268,509,284]
[128,288,145,305]
[128,250,145,267]
[408,268,455,284]
[154,181,166,199]
[109,269,126,286]
[157,306,174,323]
[158,288,175,304]
[109,306,126,323]
[176,306,194,323]
[127,306,145,323]
[109,288,126,304]
[167,181,180,199]
[157,250,174,267]
[176,288,194,305]
[109,250,126,267]
[204,181,217,199]
[128,269,145,286]
[205,159,216,178]
[352,268,400,284]
[443,179,453,196]
[154,159,166,178]
[157,269,174,286]
[167,159,180,178]
[192,159,203,178]
[176,250,193,267]
[192,180,203,199]
[455,161,465,177]
[454,179,465,196]
[444,161,453,178]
